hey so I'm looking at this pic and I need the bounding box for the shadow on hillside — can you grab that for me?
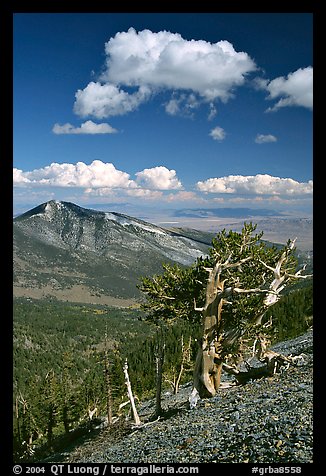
[26,419,130,464]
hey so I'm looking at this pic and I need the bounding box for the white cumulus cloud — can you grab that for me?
[13,168,31,184]
[52,120,118,134]
[135,166,183,190]
[196,174,313,196]
[126,189,164,200]
[13,160,134,189]
[165,93,200,117]
[13,162,183,194]
[74,82,151,119]
[73,27,257,119]
[255,133,277,144]
[209,126,226,141]
[257,67,313,112]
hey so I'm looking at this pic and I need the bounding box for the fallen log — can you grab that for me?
[223,348,293,385]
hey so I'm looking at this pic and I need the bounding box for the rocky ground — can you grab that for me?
[44,330,313,464]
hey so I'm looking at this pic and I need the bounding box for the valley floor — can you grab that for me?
[13,284,139,307]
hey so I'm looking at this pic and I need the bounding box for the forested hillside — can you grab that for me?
[13,279,312,462]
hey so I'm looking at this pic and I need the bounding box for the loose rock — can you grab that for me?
[45,330,313,464]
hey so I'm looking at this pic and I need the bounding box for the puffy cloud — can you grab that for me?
[165,98,180,116]
[14,160,312,209]
[126,189,164,200]
[52,120,118,134]
[13,162,183,194]
[255,133,277,144]
[13,160,134,189]
[165,93,200,117]
[103,28,256,100]
[74,28,256,119]
[209,126,226,141]
[84,187,165,201]
[196,174,313,196]
[13,168,31,184]
[74,82,151,119]
[257,67,313,112]
[135,166,183,190]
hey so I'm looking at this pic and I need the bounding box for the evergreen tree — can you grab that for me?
[39,370,59,449]
[139,223,312,399]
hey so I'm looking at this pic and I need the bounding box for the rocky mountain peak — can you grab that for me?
[13,201,211,302]
[16,200,102,222]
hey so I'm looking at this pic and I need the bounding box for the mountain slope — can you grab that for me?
[13,200,211,303]
[44,331,313,464]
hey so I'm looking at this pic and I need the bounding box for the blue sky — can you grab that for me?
[13,13,313,219]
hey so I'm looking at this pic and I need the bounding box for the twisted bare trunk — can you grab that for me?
[192,259,231,398]
[123,359,141,426]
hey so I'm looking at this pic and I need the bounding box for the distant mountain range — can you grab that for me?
[174,207,285,218]
[13,200,313,306]
[13,200,212,305]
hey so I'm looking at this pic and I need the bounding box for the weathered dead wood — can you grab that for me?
[129,417,161,435]
[193,257,244,398]
[259,238,312,307]
[223,335,293,385]
[87,406,98,421]
[123,359,141,426]
[165,335,192,394]
[222,362,273,384]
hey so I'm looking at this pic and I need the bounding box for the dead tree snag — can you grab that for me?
[123,359,141,426]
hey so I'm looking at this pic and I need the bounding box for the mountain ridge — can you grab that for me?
[13,200,313,306]
[13,200,212,304]
[174,206,285,218]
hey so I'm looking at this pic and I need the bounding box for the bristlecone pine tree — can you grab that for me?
[138,223,312,403]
